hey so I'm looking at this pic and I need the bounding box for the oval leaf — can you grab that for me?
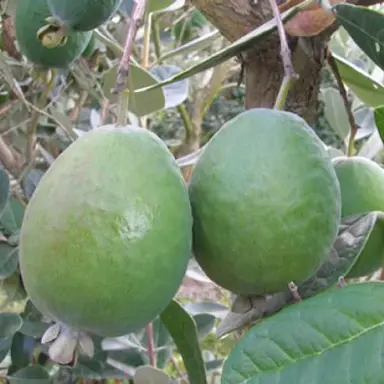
[0,243,19,279]
[102,64,165,117]
[150,65,189,109]
[333,53,384,107]
[8,365,50,383]
[320,87,350,140]
[0,196,25,236]
[333,4,384,71]
[0,313,23,363]
[160,300,207,384]
[222,281,384,383]
[134,365,170,384]
[374,104,384,145]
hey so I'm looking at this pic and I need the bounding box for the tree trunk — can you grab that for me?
[191,0,336,124]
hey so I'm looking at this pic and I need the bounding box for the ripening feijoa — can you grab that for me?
[333,156,384,278]
[14,0,92,68]
[19,125,192,337]
[189,108,341,295]
[47,0,123,31]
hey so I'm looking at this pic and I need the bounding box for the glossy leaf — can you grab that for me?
[0,168,9,217]
[222,282,384,383]
[160,299,207,384]
[216,212,378,338]
[102,63,165,117]
[333,4,384,71]
[8,365,50,383]
[0,242,18,279]
[0,313,23,362]
[320,87,350,139]
[333,53,384,107]
[134,365,170,384]
[135,4,305,93]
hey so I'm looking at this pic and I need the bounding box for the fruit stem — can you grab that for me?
[116,92,130,126]
[326,51,359,156]
[268,0,299,110]
[145,322,156,367]
[112,0,147,95]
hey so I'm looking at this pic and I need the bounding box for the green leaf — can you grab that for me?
[320,87,350,139]
[8,365,50,383]
[298,211,379,298]
[0,196,25,237]
[333,4,384,71]
[0,313,23,362]
[0,242,18,279]
[374,104,384,144]
[216,212,377,338]
[0,168,10,217]
[10,333,33,369]
[194,314,216,339]
[156,30,220,63]
[332,53,384,107]
[133,365,171,384]
[135,4,304,93]
[222,281,384,383]
[160,300,207,384]
[150,65,189,109]
[102,63,165,117]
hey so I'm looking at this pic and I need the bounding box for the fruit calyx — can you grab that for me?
[41,323,94,365]
[37,17,69,48]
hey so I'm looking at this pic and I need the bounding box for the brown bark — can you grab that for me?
[191,0,337,124]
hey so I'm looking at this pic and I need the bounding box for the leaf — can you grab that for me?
[0,313,23,363]
[156,30,221,63]
[194,314,216,339]
[184,301,229,319]
[320,87,350,140]
[297,211,380,298]
[150,65,189,109]
[0,168,10,217]
[102,63,165,117]
[135,4,304,93]
[0,242,18,279]
[20,169,44,201]
[221,281,384,383]
[133,365,171,384]
[8,365,50,383]
[333,4,384,71]
[374,104,384,144]
[216,212,378,338]
[10,332,33,369]
[332,53,384,107]
[0,196,25,237]
[160,300,207,384]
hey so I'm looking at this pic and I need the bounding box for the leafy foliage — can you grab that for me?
[0,0,383,382]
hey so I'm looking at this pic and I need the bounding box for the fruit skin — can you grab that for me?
[332,156,384,278]
[189,108,341,295]
[19,125,192,337]
[15,0,92,68]
[47,0,123,31]
[81,32,96,58]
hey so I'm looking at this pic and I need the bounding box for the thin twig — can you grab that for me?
[145,322,156,367]
[112,0,147,94]
[268,0,298,109]
[327,51,359,156]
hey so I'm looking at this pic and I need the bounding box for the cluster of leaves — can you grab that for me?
[0,0,384,382]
